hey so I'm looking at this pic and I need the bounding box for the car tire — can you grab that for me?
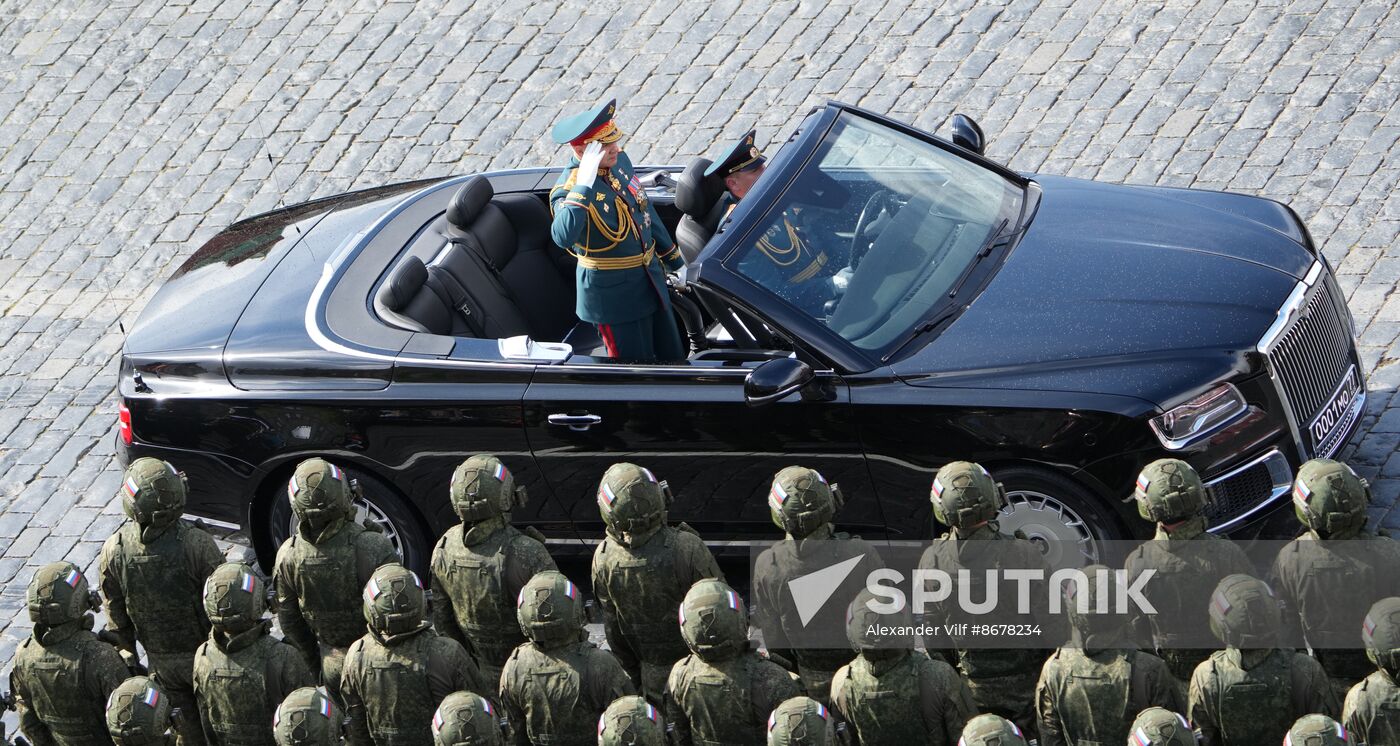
[990,465,1126,570]
[266,466,431,574]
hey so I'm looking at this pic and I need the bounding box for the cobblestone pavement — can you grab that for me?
[2,0,1400,706]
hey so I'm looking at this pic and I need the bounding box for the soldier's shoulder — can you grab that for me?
[1287,648,1327,676]
[100,524,131,557]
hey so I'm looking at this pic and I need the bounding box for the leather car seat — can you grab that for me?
[674,157,731,263]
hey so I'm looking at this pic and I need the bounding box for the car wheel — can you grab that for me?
[991,466,1124,570]
[266,467,430,573]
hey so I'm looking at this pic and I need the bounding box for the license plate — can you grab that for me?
[1309,365,1361,454]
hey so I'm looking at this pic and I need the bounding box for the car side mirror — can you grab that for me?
[745,357,815,406]
[950,113,986,155]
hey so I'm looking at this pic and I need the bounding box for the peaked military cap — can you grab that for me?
[705,129,765,178]
[551,98,622,145]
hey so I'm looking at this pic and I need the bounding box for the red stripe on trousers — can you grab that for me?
[599,324,617,357]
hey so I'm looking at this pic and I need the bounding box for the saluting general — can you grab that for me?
[550,98,686,362]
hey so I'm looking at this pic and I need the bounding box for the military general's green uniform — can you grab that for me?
[549,99,684,362]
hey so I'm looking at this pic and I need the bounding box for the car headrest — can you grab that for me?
[675,157,726,218]
[378,255,427,311]
[446,176,494,230]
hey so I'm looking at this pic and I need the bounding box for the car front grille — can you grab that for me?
[1259,263,1365,459]
[1203,449,1293,530]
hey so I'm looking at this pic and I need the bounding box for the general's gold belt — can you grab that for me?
[576,245,655,270]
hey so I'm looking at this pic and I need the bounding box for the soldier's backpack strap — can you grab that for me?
[521,526,547,544]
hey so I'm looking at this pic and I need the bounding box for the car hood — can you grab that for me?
[893,175,1313,408]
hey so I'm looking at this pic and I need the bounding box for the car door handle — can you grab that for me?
[547,413,602,431]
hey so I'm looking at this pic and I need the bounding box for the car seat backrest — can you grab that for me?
[674,157,729,263]
[375,255,465,336]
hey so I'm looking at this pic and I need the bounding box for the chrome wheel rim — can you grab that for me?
[997,490,1099,569]
[288,496,404,557]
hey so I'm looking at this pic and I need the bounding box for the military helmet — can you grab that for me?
[203,562,266,633]
[106,676,173,745]
[1207,574,1280,648]
[363,563,426,638]
[679,578,748,661]
[274,687,341,746]
[1063,565,1126,646]
[27,561,95,627]
[1362,597,1400,678]
[931,461,1003,531]
[957,713,1027,746]
[1285,714,1352,746]
[450,454,525,523]
[121,457,188,541]
[433,691,503,746]
[1127,708,1194,746]
[289,457,354,531]
[597,695,666,746]
[769,466,842,539]
[1133,458,1207,524]
[844,587,910,655]
[516,570,586,648]
[597,462,669,546]
[1292,458,1370,538]
[766,696,834,746]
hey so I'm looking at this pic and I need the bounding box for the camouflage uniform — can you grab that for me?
[431,691,505,746]
[957,714,1027,746]
[915,462,1062,737]
[273,688,342,746]
[665,579,801,746]
[591,463,723,704]
[430,455,555,686]
[100,458,223,746]
[1034,565,1183,746]
[107,676,178,746]
[829,589,976,746]
[340,564,489,746]
[1125,708,1194,746]
[1188,574,1338,746]
[273,458,399,708]
[1123,459,1254,698]
[500,571,635,746]
[752,467,877,705]
[9,561,128,746]
[597,696,666,746]
[1342,597,1400,745]
[192,563,314,746]
[1270,459,1400,700]
[1285,714,1353,745]
[764,697,834,746]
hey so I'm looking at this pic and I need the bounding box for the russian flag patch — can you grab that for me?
[142,687,160,708]
[1211,590,1232,617]
[63,568,81,587]
[319,696,332,719]
[1135,473,1151,494]
[432,709,445,733]
[240,572,255,593]
[931,477,944,498]
[493,463,508,481]
[328,464,341,481]
[726,590,739,610]
[124,477,140,497]
[1364,614,1377,644]
[768,481,788,513]
[1131,727,1152,746]
[563,580,578,600]
[364,578,381,602]
[598,483,616,510]
[1293,479,1312,509]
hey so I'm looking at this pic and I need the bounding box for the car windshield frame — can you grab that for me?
[695,102,1033,374]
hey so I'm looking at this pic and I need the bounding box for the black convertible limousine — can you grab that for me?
[117,102,1366,571]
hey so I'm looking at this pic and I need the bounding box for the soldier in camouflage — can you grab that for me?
[192,563,314,745]
[430,455,555,687]
[957,714,1027,746]
[431,691,505,746]
[597,696,666,746]
[591,463,724,704]
[9,561,129,746]
[1270,458,1400,700]
[106,676,177,746]
[500,570,635,745]
[1188,574,1337,746]
[753,466,879,705]
[1035,565,1183,746]
[340,564,489,745]
[273,688,342,746]
[1285,714,1353,746]
[1123,458,1253,700]
[100,457,224,746]
[1125,708,1194,746]
[829,588,976,746]
[764,697,834,746]
[915,461,1062,737]
[273,458,399,709]
[1342,596,1400,744]
[664,578,801,746]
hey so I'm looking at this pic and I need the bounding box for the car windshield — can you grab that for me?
[725,112,1023,356]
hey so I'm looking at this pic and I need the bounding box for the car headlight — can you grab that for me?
[1149,383,1248,450]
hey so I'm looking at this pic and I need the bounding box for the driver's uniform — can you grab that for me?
[550,150,685,362]
[734,205,837,316]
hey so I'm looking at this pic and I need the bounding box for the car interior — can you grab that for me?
[371,172,796,365]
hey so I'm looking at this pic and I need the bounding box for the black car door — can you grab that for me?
[522,354,878,545]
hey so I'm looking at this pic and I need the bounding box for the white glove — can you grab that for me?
[575,141,605,189]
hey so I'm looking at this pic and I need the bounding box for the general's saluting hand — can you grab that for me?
[576,141,606,189]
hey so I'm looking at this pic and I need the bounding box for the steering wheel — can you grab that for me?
[850,189,897,270]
